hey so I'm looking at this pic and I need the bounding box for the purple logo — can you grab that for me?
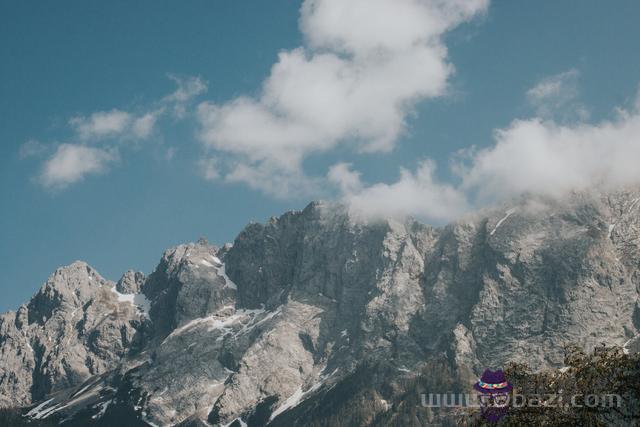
[474,369,512,422]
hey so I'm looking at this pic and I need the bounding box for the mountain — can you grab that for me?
[1,190,639,426]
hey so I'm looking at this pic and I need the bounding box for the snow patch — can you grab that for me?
[92,400,112,420]
[270,365,336,422]
[270,386,304,420]
[217,263,237,290]
[168,306,281,340]
[199,259,214,268]
[490,208,516,236]
[379,399,391,411]
[223,418,247,427]
[110,286,151,318]
[26,398,55,419]
[622,337,637,355]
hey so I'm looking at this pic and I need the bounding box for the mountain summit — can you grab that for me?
[1,191,639,426]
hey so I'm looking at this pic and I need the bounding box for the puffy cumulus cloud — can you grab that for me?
[461,111,640,203]
[332,99,640,223]
[526,69,588,121]
[39,144,117,189]
[329,160,469,223]
[301,0,489,53]
[197,0,489,196]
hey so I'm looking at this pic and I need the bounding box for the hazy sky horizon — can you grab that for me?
[2,0,640,311]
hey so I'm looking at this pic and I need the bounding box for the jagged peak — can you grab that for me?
[50,260,100,278]
[116,270,145,294]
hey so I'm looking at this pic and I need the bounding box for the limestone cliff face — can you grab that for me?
[1,191,639,426]
[0,262,147,408]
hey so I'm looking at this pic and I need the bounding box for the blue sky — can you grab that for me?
[2,0,640,312]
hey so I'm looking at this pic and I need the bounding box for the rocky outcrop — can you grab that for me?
[117,271,145,295]
[0,262,148,408]
[1,190,639,426]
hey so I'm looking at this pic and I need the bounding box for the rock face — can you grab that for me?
[1,190,639,426]
[0,262,148,409]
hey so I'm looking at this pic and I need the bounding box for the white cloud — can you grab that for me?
[526,69,588,121]
[197,0,488,196]
[224,160,321,198]
[527,69,578,101]
[70,109,132,140]
[67,75,206,144]
[330,160,469,222]
[461,111,640,203]
[301,0,488,54]
[164,75,207,103]
[164,75,208,118]
[332,96,640,222]
[39,144,117,189]
[69,109,160,141]
[30,75,207,190]
[327,163,362,194]
[197,156,317,199]
[132,113,158,138]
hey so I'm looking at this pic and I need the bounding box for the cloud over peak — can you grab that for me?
[329,160,469,222]
[333,97,640,223]
[461,111,640,203]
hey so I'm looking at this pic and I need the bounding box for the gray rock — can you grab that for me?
[117,270,146,294]
[0,261,148,407]
[1,190,639,426]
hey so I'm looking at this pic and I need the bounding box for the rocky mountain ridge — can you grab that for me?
[1,190,639,426]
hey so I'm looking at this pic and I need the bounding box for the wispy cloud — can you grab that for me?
[526,69,588,121]
[69,109,159,141]
[164,75,208,118]
[39,144,117,190]
[31,75,206,191]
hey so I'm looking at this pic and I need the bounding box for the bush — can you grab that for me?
[462,345,640,426]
